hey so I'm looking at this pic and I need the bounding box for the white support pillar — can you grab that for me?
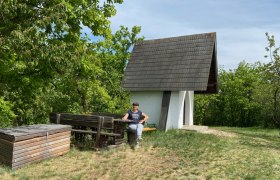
[165,91,186,130]
[184,91,194,126]
[178,91,186,129]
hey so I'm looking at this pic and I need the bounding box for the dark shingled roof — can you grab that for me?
[122,32,218,93]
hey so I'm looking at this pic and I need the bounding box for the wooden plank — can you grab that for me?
[72,129,120,136]
[13,140,70,159]
[100,132,121,137]
[71,129,98,134]
[14,134,70,152]
[60,114,100,121]
[59,119,99,127]
[53,113,114,129]
[13,137,70,157]
[0,139,70,164]
[12,144,70,164]
[95,117,102,148]
[14,132,70,148]
[143,128,157,132]
[0,129,71,169]
[13,131,70,148]
[14,128,70,142]
[92,112,124,119]
[12,149,69,169]
[12,146,70,169]
[0,124,71,142]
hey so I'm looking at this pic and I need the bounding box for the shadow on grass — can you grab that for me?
[70,137,96,151]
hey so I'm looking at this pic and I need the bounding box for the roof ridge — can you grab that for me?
[139,32,216,43]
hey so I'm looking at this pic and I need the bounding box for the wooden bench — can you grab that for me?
[143,127,157,132]
[92,112,157,147]
[92,112,124,119]
[49,113,121,148]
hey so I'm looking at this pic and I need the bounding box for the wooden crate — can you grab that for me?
[0,124,71,169]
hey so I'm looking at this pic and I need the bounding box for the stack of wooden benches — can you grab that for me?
[50,112,157,148]
[49,113,125,148]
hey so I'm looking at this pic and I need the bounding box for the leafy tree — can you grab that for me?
[194,94,218,125]
[0,0,142,126]
[0,97,16,127]
[196,62,263,127]
[96,26,144,113]
[262,33,280,127]
[194,34,280,128]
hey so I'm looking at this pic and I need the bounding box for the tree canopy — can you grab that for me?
[0,0,143,127]
[194,35,280,128]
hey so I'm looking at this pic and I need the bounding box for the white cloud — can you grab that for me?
[108,0,280,69]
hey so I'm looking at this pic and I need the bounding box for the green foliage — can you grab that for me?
[262,33,280,127]
[195,62,263,127]
[0,97,15,127]
[0,0,142,127]
[195,39,280,128]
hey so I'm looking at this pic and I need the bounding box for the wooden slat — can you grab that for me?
[0,125,71,169]
[14,131,70,148]
[12,146,70,169]
[13,143,70,164]
[13,137,70,157]
[14,135,70,154]
[0,124,71,142]
[13,140,70,159]
[12,149,69,170]
[60,113,99,121]
[52,113,114,129]
[0,136,70,163]
[72,129,97,134]
[95,117,102,148]
[71,129,121,137]
[14,128,70,142]
[59,119,99,127]
[100,132,121,137]
[92,112,124,119]
[143,128,157,132]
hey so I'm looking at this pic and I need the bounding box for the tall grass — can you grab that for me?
[0,127,279,179]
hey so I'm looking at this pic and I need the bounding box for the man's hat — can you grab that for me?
[132,102,139,106]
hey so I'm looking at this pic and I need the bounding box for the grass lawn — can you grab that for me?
[0,127,279,179]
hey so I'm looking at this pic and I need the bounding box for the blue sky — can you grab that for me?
[108,0,280,69]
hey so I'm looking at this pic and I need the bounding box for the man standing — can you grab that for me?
[122,102,149,142]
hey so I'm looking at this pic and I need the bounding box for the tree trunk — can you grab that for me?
[273,88,279,127]
[77,86,88,113]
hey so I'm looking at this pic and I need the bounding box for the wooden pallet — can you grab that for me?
[0,124,71,169]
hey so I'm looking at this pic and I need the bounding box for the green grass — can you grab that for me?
[0,127,279,179]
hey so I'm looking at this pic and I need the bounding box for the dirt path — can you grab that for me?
[182,125,238,138]
[199,128,237,138]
